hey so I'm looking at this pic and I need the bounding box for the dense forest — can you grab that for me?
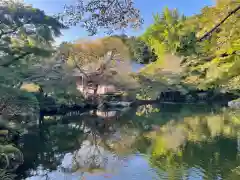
[0,0,239,178]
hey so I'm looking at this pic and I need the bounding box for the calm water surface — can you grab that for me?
[14,104,240,180]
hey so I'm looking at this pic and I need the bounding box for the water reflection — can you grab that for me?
[144,107,240,180]
[9,105,240,179]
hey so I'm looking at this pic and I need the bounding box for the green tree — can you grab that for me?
[124,36,157,64]
[0,0,67,117]
[0,0,66,67]
[0,0,66,87]
[181,0,240,92]
[140,1,240,94]
[140,8,188,57]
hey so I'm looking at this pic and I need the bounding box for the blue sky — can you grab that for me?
[23,0,214,44]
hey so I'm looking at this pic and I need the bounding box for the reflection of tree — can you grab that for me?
[70,140,113,173]
[16,108,140,178]
[122,104,224,132]
[0,144,23,170]
[0,169,16,180]
[16,122,85,179]
[16,105,237,179]
[183,138,240,179]
[145,109,240,179]
[136,104,160,117]
[65,109,143,173]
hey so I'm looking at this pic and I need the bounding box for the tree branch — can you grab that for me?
[198,5,240,42]
[73,57,89,78]
[0,28,18,39]
[0,52,32,67]
[97,50,114,74]
[203,51,237,62]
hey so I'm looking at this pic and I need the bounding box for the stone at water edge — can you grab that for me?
[228,99,240,109]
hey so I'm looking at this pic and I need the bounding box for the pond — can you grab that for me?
[131,62,145,73]
[7,104,240,179]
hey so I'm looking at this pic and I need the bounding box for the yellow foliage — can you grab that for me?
[67,36,131,67]
[20,83,40,92]
[152,136,168,157]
